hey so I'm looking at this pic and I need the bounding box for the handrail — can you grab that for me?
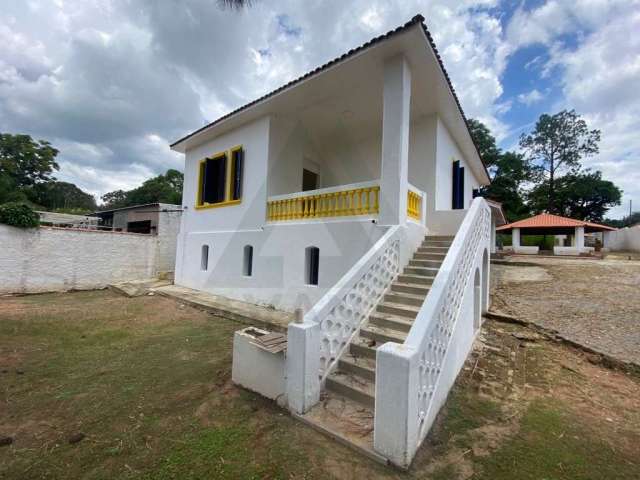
[267,180,380,222]
[304,225,401,378]
[374,197,491,466]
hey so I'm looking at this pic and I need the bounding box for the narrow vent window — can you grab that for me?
[243,245,253,277]
[305,246,320,286]
[201,245,209,271]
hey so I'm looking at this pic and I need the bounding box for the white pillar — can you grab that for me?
[512,228,521,248]
[286,322,320,414]
[575,226,585,251]
[379,55,411,226]
[490,218,497,253]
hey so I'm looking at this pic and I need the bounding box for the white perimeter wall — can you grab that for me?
[604,226,640,252]
[156,204,182,274]
[0,225,157,294]
[175,219,387,312]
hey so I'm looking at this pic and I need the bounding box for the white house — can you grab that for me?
[170,15,504,468]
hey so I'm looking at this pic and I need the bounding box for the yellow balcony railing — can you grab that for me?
[407,188,422,221]
[267,182,380,222]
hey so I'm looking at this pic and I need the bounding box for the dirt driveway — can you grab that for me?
[491,256,640,368]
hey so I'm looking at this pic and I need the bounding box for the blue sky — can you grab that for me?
[1,0,638,218]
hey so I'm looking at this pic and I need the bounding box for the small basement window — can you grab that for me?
[201,245,209,271]
[243,245,253,277]
[305,246,319,286]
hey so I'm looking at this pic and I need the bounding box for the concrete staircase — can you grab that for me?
[298,235,454,460]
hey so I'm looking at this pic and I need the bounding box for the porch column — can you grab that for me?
[379,55,411,225]
[512,228,521,248]
[575,226,585,251]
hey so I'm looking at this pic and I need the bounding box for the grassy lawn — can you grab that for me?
[1,290,639,479]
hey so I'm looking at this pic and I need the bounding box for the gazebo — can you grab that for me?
[496,213,616,256]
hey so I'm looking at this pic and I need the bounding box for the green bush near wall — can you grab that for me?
[498,233,555,250]
[0,202,40,228]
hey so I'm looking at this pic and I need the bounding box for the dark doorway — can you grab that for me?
[302,169,319,191]
[126,220,152,234]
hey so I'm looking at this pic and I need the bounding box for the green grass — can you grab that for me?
[476,400,639,480]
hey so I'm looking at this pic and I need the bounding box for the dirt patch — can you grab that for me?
[492,257,640,367]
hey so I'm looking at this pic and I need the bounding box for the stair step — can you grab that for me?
[409,259,442,268]
[391,282,431,296]
[369,312,414,333]
[384,291,425,307]
[398,273,434,285]
[425,235,454,241]
[325,372,375,408]
[414,252,447,261]
[404,266,439,277]
[417,246,449,254]
[349,337,379,359]
[422,240,452,247]
[376,301,420,319]
[338,353,376,381]
[360,324,407,344]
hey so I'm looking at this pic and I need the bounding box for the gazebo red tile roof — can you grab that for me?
[496,213,616,232]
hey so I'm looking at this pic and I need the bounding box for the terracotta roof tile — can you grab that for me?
[496,213,616,231]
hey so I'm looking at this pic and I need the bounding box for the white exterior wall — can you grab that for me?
[434,117,481,211]
[604,226,640,252]
[0,225,157,294]
[175,219,387,312]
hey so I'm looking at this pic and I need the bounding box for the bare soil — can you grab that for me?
[492,256,640,367]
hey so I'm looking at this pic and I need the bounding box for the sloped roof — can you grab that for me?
[170,14,488,179]
[497,213,616,232]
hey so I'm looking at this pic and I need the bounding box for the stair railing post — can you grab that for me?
[286,319,321,414]
[374,341,420,468]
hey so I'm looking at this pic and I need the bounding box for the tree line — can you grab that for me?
[469,110,626,225]
[0,132,183,214]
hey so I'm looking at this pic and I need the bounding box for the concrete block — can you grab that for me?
[286,322,321,414]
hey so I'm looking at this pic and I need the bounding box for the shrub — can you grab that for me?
[0,202,40,228]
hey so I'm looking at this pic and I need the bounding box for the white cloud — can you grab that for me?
[517,89,544,106]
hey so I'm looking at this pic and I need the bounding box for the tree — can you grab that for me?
[519,110,600,214]
[468,119,537,221]
[27,181,97,212]
[467,118,501,168]
[100,169,183,210]
[0,133,59,189]
[218,0,254,9]
[528,170,621,222]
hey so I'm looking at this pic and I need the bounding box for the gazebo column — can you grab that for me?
[575,226,585,251]
[512,228,521,249]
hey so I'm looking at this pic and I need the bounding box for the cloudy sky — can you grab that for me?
[1,0,638,218]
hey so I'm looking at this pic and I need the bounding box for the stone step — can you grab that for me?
[424,235,454,241]
[398,273,434,285]
[384,290,426,307]
[360,324,407,344]
[391,282,431,296]
[325,371,375,408]
[422,240,452,247]
[409,259,443,269]
[414,252,447,261]
[404,266,439,277]
[417,246,449,254]
[376,301,420,319]
[349,338,378,359]
[338,353,376,381]
[369,312,414,333]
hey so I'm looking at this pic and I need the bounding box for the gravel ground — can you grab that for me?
[491,256,640,367]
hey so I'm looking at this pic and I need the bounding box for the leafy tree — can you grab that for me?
[528,170,621,222]
[27,181,97,212]
[218,0,255,9]
[0,202,40,228]
[519,110,600,213]
[100,169,183,210]
[0,133,59,189]
[467,118,501,168]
